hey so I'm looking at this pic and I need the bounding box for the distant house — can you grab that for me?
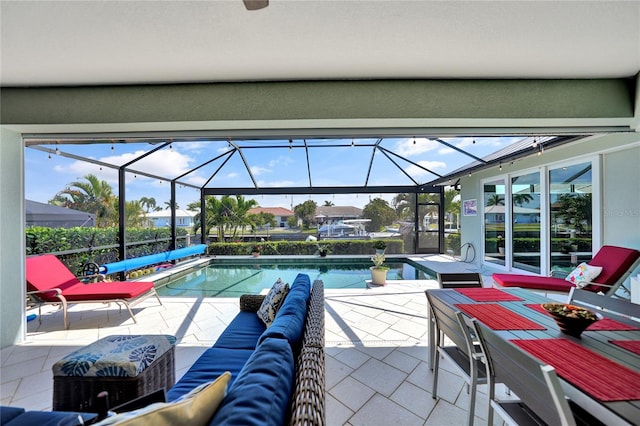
[145,209,196,228]
[26,200,95,228]
[315,206,363,224]
[247,207,295,228]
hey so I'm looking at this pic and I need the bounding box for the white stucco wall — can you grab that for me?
[1,127,25,347]
[460,133,640,275]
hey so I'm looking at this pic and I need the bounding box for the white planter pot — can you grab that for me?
[370,266,388,286]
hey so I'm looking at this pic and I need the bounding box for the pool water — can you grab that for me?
[156,259,434,297]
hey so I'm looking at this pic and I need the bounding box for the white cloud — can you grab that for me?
[268,155,294,168]
[250,166,269,176]
[405,160,447,177]
[394,138,440,157]
[258,179,296,187]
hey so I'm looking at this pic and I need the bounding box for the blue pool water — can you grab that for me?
[156,258,434,297]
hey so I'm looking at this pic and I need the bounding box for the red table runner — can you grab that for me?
[455,287,524,302]
[524,303,640,331]
[513,338,640,402]
[454,303,546,330]
[609,340,640,355]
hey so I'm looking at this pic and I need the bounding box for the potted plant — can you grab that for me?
[373,240,387,254]
[370,252,389,285]
[497,235,505,255]
[251,245,261,257]
[316,244,329,257]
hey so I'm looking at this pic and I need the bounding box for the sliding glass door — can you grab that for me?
[484,179,506,266]
[549,162,593,273]
[511,172,541,273]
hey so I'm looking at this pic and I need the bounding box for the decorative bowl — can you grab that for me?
[541,303,601,337]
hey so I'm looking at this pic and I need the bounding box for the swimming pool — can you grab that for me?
[156,258,434,297]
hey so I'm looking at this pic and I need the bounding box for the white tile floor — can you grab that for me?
[1,255,512,425]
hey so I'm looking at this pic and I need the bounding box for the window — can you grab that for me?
[549,162,593,272]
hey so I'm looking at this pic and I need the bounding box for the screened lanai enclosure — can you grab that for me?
[24,133,585,263]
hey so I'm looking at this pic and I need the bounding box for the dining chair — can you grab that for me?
[568,288,640,319]
[437,272,483,289]
[429,273,484,367]
[466,314,605,426]
[425,291,486,426]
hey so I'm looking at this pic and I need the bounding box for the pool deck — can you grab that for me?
[3,254,520,425]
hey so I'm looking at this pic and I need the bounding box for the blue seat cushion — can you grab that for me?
[214,311,266,350]
[166,347,253,402]
[0,406,25,425]
[1,410,97,426]
[258,274,311,348]
[210,337,295,426]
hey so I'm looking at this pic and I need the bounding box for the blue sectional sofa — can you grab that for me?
[167,273,325,426]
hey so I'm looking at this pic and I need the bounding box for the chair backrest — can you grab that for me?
[587,245,640,294]
[425,290,471,353]
[568,288,640,318]
[437,272,483,289]
[470,318,576,426]
[26,254,82,300]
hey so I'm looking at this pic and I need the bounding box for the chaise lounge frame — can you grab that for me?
[493,245,640,299]
[26,254,162,329]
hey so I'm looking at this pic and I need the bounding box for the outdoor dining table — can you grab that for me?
[426,287,640,426]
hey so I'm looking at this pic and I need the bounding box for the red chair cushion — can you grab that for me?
[26,254,154,301]
[492,273,574,292]
[588,245,640,292]
[62,281,154,301]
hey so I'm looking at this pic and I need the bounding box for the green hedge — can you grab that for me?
[26,226,188,275]
[207,239,405,256]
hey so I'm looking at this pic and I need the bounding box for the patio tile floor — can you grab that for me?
[1,255,515,425]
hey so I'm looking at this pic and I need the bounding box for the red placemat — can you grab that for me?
[609,340,640,355]
[454,303,546,330]
[513,338,640,402]
[455,288,524,302]
[524,304,640,331]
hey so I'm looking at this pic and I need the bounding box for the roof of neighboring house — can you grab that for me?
[145,209,197,218]
[248,207,294,216]
[315,206,363,218]
[26,199,95,227]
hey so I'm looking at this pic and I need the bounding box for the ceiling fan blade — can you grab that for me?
[243,0,269,10]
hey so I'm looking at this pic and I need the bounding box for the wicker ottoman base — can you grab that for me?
[53,336,175,412]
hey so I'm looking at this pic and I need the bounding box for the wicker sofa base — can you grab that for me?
[53,346,175,412]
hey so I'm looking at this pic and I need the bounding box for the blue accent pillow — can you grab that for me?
[209,337,295,426]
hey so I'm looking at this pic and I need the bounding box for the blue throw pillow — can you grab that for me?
[210,337,295,426]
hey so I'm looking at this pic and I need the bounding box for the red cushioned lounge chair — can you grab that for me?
[493,245,640,298]
[26,254,162,329]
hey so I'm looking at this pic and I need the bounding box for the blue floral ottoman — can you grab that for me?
[52,335,176,412]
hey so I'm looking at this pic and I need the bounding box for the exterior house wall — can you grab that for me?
[0,127,25,347]
[460,133,640,276]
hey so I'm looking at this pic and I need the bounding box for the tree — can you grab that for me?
[486,194,505,206]
[513,193,534,207]
[248,212,277,230]
[164,200,180,210]
[124,200,146,228]
[293,200,317,229]
[362,198,396,232]
[323,200,334,206]
[49,174,117,227]
[193,195,258,240]
[140,196,158,213]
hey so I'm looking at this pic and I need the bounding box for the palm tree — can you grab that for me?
[193,195,258,240]
[486,194,505,206]
[323,200,334,206]
[140,196,158,213]
[513,193,534,207]
[50,174,117,227]
[124,200,146,228]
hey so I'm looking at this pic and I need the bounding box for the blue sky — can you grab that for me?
[25,137,519,210]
